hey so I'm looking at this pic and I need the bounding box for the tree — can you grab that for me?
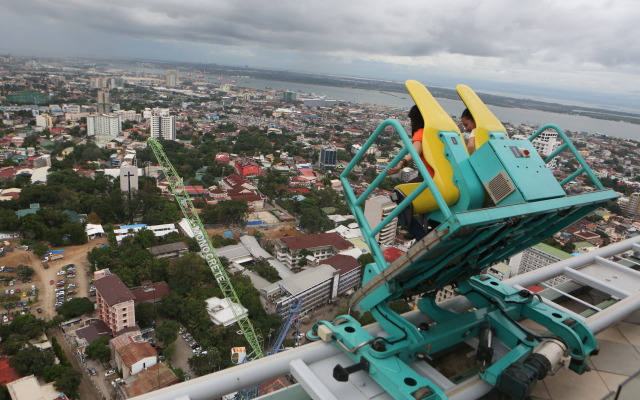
[561,242,576,253]
[9,346,55,376]
[85,336,111,363]
[164,342,177,360]
[389,300,411,314]
[156,320,180,346]
[54,368,82,399]
[166,252,213,295]
[33,242,49,257]
[10,314,46,339]
[135,302,158,328]
[43,364,69,383]
[57,297,95,319]
[15,264,35,278]
[188,348,222,377]
[158,291,184,318]
[357,253,374,266]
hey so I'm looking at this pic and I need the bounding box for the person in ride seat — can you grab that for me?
[388,105,438,241]
[460,108,477,155]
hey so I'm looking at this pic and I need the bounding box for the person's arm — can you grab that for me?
[388,140,422,175]
[466,137,475,155]
[466,129,476,155]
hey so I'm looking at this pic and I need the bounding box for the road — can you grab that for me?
[51,329,102,400]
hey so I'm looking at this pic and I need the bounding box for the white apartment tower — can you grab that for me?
[150,115,176,141]
[364,196,398,246]
[166,69,179,88]
[87,114,122,136]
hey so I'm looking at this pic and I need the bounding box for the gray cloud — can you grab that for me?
[1,0,639,105]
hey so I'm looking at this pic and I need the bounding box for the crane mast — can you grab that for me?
[147,137,264,360]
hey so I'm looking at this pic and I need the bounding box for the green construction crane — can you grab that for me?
[147,137,264,360]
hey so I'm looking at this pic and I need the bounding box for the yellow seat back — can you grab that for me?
[395,81,466,214]
[456,84,509,150]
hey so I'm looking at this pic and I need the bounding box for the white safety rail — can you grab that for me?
[131,236,640,400]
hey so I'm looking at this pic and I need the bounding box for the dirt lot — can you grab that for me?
[1,238,109,321]
[207,223,306,241]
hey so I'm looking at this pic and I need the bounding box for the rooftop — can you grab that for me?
[279,233,353,251]
[533,242,574,260]
[118,341,157,367]
[321,254,360,274]
[94,274,137,306]
[120,363,178,398]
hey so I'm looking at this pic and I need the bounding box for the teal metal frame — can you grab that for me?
[311,118,618,400]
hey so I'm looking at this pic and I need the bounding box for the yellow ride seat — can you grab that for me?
[456,84,509,151]
[394,80,467,215]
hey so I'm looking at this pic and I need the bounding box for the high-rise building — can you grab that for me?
[35,113,52,129]
[150,115,176,141]
[87,113,122,136]
[364,196,398,246]
[507,242,572,286]
[166,69,179,88]
[625,192,640,216]
[319,146,337,168]
[97,89,110,114]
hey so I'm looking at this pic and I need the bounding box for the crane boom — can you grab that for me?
[147,137,264,360]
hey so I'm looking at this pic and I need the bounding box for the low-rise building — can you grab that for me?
[7,375,66,400]
[274,233,354,270]
[114,340,157,379]
[320,254,362,295]
[205,297,249,327]
[260,265,340,318]
[117,363,179,398]
[146,242,189,259]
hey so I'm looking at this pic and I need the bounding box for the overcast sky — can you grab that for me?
[1,0,639,110]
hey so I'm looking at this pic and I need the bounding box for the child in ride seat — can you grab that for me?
[461,108,477,155]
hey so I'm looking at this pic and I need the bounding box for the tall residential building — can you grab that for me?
[97,89,110,114]
[364,196,398,246]
[87,113,122,136]
[150,115,176,141]
[319,146,337,168]
[625,192,640,216]
[35,113,52,129]
[507,242,572,286]
[94,274,137,335]
[531,130,560,156]
[166,69,179,88]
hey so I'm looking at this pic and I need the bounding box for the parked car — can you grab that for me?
[105,370,116,377]
[9,290,13,295]
[50,280,54,285]
[15,289,20,293]
[89,368,97,376]
[3,282,7,287]
[36,308,42,313]
[178,327,187,334]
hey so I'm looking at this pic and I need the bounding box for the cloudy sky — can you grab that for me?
[1,0,639,109]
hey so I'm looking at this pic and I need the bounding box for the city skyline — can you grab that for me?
[1,0,639,110]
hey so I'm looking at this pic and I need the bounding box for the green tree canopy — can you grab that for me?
[54,368,82,399]
[85,336,111,363]
[9,346,55,376]
[135,302,158,328]
[156,320,180,346]
[188,348,222,377]
[57,297,95,319]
